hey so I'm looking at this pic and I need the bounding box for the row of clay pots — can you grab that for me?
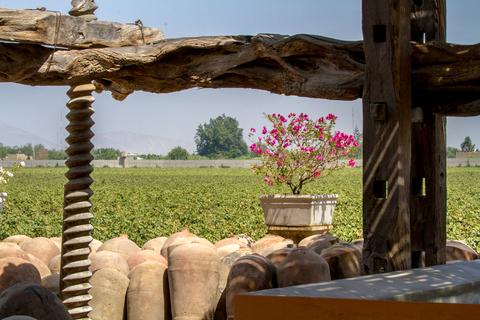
[224,234,354,319]
[0,232,478,320]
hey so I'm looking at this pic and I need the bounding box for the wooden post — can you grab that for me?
[410,0,447,267]
[362,0,412,273]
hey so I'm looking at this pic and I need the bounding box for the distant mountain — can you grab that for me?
[93,131,193,155]
[0,122,55,148]
[0,123,193,155]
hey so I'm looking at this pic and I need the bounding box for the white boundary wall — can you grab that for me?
[0,159,260,168]
[1,158,479,168]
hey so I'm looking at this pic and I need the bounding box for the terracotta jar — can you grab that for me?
[299,233,339,248]
[20,237,59,266]
[277,248,330,287]
[96,235,140,260]
[252,235,294,257]
[168,242,220,320]
[143,236,168,254]
[266,246,296,268]
[2,235,32,247]
[161,230,198,258]
[89,267,129,320]
[89,250,130,276]
[127,261,170,320]
[446,240,479,261]
[320,243,362,280]
[215,237,250,249]
[128,250,167,271]
[225,254,276,320]
[0,257,41,293]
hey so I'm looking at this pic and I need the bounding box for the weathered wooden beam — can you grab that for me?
[410,0,447,268]
[431,99,480,116]
[0,33,478,101]
[0,34,365,100]
[412,42,480,96]
[0,8,164,48]
[362,0,412,273]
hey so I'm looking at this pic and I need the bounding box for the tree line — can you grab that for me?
[3,116,475,161]
[0,115,251,160]
[0,143,126,160]
[0,143,66,160]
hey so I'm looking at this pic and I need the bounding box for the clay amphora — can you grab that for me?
[90,250,130,276]
[143,236,168,254]
[446,240,478,261]
[127,261,170,320]
[96,235,140,260]
[277,248,330,287]
[225,254,276,320]
[20,237,59,265]
[320,243,361,280]
[89,267,129,320]
[168,242,220,320]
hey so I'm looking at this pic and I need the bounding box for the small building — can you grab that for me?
[119,151,136,168]
[34,146,49,160]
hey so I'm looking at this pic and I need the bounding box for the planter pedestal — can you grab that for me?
[267,225,332,244]
[260,194,338,244]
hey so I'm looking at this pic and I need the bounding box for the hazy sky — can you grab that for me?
[1,0,479,153]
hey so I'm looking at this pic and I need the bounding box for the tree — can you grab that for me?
[92,148,121,160]
[460,136,475,152]
[167,146,189,160]
[0,143,7,159]
[0,143,33,158]
[195,114,248,159]
[48,149,67,160]
[447,146,458,159]
[18,143,33,157]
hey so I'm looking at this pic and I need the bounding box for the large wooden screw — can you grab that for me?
[59,3,98,319]
[60,83,96,319]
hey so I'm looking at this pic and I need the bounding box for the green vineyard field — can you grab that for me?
[1,167,479,250]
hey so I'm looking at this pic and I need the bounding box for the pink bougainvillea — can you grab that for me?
[249,112,359,194]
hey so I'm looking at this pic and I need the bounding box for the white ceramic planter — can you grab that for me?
[0,192,7,213]
[260,194,338,227]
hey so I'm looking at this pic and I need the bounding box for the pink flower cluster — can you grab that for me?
[249,112,359,194]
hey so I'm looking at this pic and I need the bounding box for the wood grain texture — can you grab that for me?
[361,0,412,273]
[0,8,164,48]
[412,43,480,97]
[431,99,480,116]
[0,34,365,100]
[0,33,478,101]
[410,0,447,268]
[235,295,480,320]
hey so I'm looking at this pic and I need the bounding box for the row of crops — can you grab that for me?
[0,167,479,250]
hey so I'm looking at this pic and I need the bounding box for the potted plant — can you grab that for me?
[249,112,358,241]
[0,166,14,214]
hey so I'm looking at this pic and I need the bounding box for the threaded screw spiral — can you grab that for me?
[60,83,96,319]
